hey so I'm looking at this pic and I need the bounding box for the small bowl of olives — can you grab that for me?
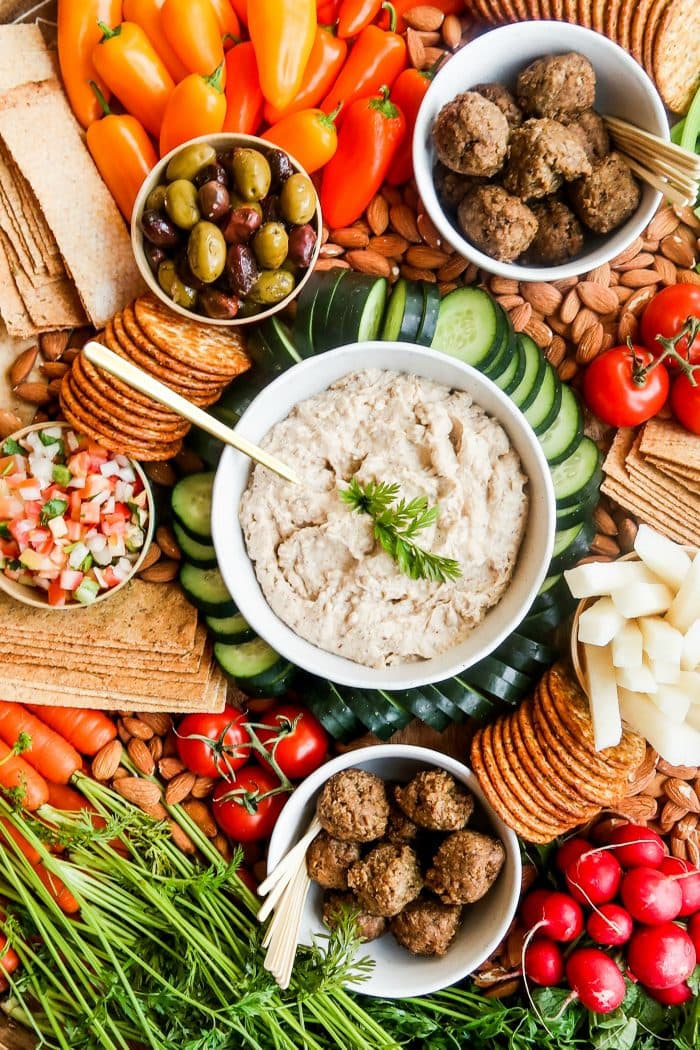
[131,133,322,325]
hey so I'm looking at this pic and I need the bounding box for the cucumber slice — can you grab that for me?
[334,275,388,344]
[184,428,223,469]
[431,287,504,369]
[493,633,557,675]
[179,563,236,616]
[303,678,362,741]
[171,472,214,542]
[548,518,595,574]
[339,687,412,740]
[172,521,218,568]
[537,383,583,465]
[433,677,495,721]
[312,269,353,352]
[210,370,269,423]
[550,436,602,508]
[483,309,515,381]
[462,655,533,704]
[495,331,526,395]
[214,638,294,697]
[292,271,331,356]
[518,602,570,643]
[509,334,546,411]
[556,488,599,530]
[531,574,571,613]
[255,317,302,371]
[419,684,466,724]
[205,611,255,644]
[381,279,424,342]
[385,687,451,732]
[415,283,441,347]
[523,362,562,435]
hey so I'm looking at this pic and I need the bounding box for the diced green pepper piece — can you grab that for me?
[74,578,100,604]
[52,465,72,486]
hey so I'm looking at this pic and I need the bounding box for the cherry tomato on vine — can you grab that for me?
[256,703,328,780]
[671,370,700,434]
[582,345,669,427]
[176,707,250,778]
[640,285,700,367]
[212,765,287,841]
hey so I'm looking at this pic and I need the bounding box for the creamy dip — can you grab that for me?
[239,369,529,668]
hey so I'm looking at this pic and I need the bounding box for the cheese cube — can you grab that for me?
[584,642,622,750]
[679,670,700,702]
[667,552,700,633]
[686,705,700,731]
[612,620,644,669]
[564,560,661,599]
[617,663,658,694]
[578,597,625,646]
[649,684,692,724]
[649,658,681,685]
[639,616,684,664]
[611,583,674,619]
[681,620,700,671]
[619,688,700,766]
[634,523,692,591]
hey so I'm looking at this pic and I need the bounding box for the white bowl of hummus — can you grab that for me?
[212,343,555,689]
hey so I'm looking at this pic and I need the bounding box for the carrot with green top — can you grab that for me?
[25,705,116,758]
[0,704,81,786]
[0,739,48,811]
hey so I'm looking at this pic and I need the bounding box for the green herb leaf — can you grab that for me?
[0,522,10,539]
[39,498,68,525]
[2,438,22,456]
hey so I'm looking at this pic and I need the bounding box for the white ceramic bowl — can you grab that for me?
[266,744,521,999]
[131,132,322,327]
[413,21,669,282]
[211,342,555,689]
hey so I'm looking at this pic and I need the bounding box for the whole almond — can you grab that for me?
[182,799,217,837]
[417,30,440,45]
[615,252,656,272]
[114,777,161,809]
[92,739,123,781]
[617,311,638,344]
[575,321,604,364]
[496,294,524,310]
[423,46,447,70]
[369,233,410,257]
[438,281,458,296]
[165,771,196,806]
[670,836,689,860]
[675,813,698,840]
[665,779,700,814]
[366,194,390,236]
[191,776,217,799]
[653,255,677,285]
[641,237,660,253]
[617,517,638,553]
[688,836,700,866]
[611,795,658,822]
[523,316,553,348]
[405,4,444,30]
[660,801,689,831]
[167,819,196,853]
[314,258,351,272]
[319,242,344,259]
[625,286,656,315]
[405,244,450,269]
[128,737,156,777]
[490,277,520,295]
[143,461,177,487]
[659,759,700,779]
[401,264,436,282]
[619,268,661,288]
[438,255,470,281]
[138,711,173,736]
[40,361,70,379]
[173,447,205,476]
[593,505,618,536]
[389,203,421,242]
[138,543,161,572]
[149,736,164,762]
[677,268,700,285]
[0,408,23,439]
[571,307,599,344]
[660,235,695,268]
[344,249,391,278]
[560,287,580,324]
[13,381,52,405]
[155,525,181,561]
[509,302,532,332]
[442,12,462,48]
[551,276,579,293]
[406,27,426,69]
[47,378,64,398]
[10,346,38,387]
[576,282,619,314]
[122,717,154,741]
[585,262,611,286]
[39,330,70,360]
[521,281,563,315]
[139,558,180,583]
[558,359,578,382]
[381,184,403,208]
[674,203,700,230]
[591,532,619,557]
[212,833,233,862]
[416,211,443,249]
[545,334,567,367]
[611,240,644,267]
[159,757,185,781]
[331,226,369,249]
[647,205,680,242]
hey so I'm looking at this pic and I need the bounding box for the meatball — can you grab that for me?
[562,109,610,163]
[322,891,387,942]
[306,831,361,890]
[347,843,423,917]
[524,199,585,264]
[458,185,537,262]
[433,161,482,212]
[472,82,523,128]
[385,800,418,845]
[568,152,641,234]
[516,52,596,118]
[394,770,474,832]
[432,92,509,177]
[316,769,389,843]
[390,897,462,956]
[503,118,592,200]
[426,829,505,905]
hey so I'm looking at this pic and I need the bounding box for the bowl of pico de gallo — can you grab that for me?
[0,421,154,610]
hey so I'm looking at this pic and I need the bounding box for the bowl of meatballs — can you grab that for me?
[266,744,520,998]
[413,21,668,280]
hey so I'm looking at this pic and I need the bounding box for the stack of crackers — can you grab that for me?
[467,0,700,114]
[0,26,143,339]
[470,663,646,843]
[0,580,227,714]
[602,421,700,547]
[59,294,251,461]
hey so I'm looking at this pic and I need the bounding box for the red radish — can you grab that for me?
[621,867,683,925]
[565,948,626,1013]
[586,903,634,946]
[520,889,552,929]
[524,938,564,986]
[627,923,696,989]
[555,837,592,873]
[566,850,622,905]
[524,891,584,942]
[608,824,666,869]
[659,857,700,917]
[688,913,700,955]
[646,981,693,1005]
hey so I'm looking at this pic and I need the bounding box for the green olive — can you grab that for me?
[230,193,263,219]
[279,173,316,225]
[165,180,200,230]
[231,148,271,202]
[157,260,198,308]
[187,221,227,283]
[166,143,217,182]
[246,269,295,305]
[252,222,289,270]
[145,184,168,211]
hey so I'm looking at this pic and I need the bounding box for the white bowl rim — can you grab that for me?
[266,743,522,999]
[211,341,556,689]
[412,20,670,282]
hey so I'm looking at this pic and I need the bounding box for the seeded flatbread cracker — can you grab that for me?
[0,230,86,329]
[133,294,250,379]
[0,25,55,92]
[653,0,700,113]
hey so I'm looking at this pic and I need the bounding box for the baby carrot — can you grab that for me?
[0,704,81,786]
[32,863,80,915]
[0,740,48,811]
[26,706,117,757]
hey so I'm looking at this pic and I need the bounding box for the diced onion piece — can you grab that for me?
[619,688,700,766]
[578,597,626,646]
[584,642,622,750]
[612,620,643,668]
[648,658,681,685]
[681,620,700,672]
[564,560,661,599]
[634,523,692,591]
[48,516,68,539]
[611,582,674,618]
[617,662,659,694]
[638,616,684,664]
[68,542,89,570]
[667,553,700,633]
[650,683,692,724]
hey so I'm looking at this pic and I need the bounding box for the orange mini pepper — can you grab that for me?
[57,0,120,128]
[337,0,382,38]
[262,106,340,174]
[208,0,242,48]
[229,0,247,25]
[320,8,406,119]
[160,0,225,79]
[263,27,347,125]
[223,43,264,135]
[122,0,190,82]
[159,63,226,156]
[86,84,158,221]
[92,21,175,138]
[248,0,316,111]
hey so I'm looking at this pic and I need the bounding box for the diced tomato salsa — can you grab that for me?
[0,427,149,606]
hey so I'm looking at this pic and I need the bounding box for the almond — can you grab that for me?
[557,359,578,382]
[617,312,638,344]
[591,532,619,557]
[366,194,390,236]
[182,799,217,837]
[40,361,70,379]
[122,717,154,741]
[158,757,185,781]
[660,800,689,831]
[660,234,695,268]
[10,346,38,387]
[670,835,689,860]
[677,268,700,285]
[521,281,563,315]
[612,285,634,305]
[674,813,698,840]
[143,461,177,487]
[47,378,64,398]
[168,819,196,853]
[405,244,450,269]
[314,258,350,272]
[155,525,181,561]
[319,242,344,258]
[576,281,619,314]
[687,835,700,866]
[509,302,532,332]
[437,255,470,281]
[191,776,217,799]
[138,543,161,572]
[442,12,462,48]
[114,777,162,809]
[423,46,447,71]
[611,795,658,822]
[560,286,580,324]
[523,316,553,348]
[495,294,524,310]
[438,281,457,296]
[0,408,23,439]
[139,558,180,582]
[625,286,656,316]
[665,778,700,814]
[489,277,520,295]
[330,226,369,249]
[173,447,205,475]
[585,262,611,286]
[212,833,233,862]
[647,205,680,242]
[165,771,196,806]
[674,203,700,230]
[389,203,421,242]
[92,739,123,781]
[406,27,426,69]
[610,237,644,266]
[149,736,164,762]
[381,184,403,208]
[417,30,440,45]
[571,307,599,344]
[593,505,618,537]
[545,334,567,368]
[39,330,70,360]
[13,381,52,405]
[400,264,436,282]
[619,268,661,288]
[575,321,604,364]
[617,517,638,553]
[615,252,657,272]
[138,712,173,736]
[653,255,677,285]
[128,737,156,777]
[369,234,410,257]
[405,4,444,30]
[344,248,392,278]
[416,211,443,250]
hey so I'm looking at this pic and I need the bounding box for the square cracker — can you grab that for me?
[653,0,700,114]
[626,465,700,529]
[639,417,700,470]
[601,478,698,545]
[646,459,700,491]
[626,433,700,514]
[0,79,145,327]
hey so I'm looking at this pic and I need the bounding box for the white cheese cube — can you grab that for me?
[577,597,626,647]
[612,620,644,668]
[667,553,700,633]
[639,617,684,664]
[634,523,692,591]
[611,583,674,619]
[681,620,700,671]
[679,670,700,702]
[649,683,692,724]
[584,642,622,750]
[649,658,681,685]
[617,663,659,694]
[564,560,661,599]
[686,705,700,731]
[619,688,700,766]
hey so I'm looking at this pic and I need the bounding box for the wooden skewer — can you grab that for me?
[603,114,700,175]
[82,340,301,486]
[276,868,311,990]
[258,817,322,901]
[609,144,700,196]
[608,127,700,176]
[618,155,696,207]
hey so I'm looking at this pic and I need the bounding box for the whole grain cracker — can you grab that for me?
[601,477,695,544]
[134,294,250,379]
[480,723,565,835]
[577,0,594,26]
[79,340,186,421]
[66,370,188,445]
[591,0,610,32]
[508,711,594,817]
[71,354,189,439]
[514,702,593,817]
[490,716,567,821]
[643,0,672,82]
[617,0,642,56]
[653,0,700,113]
[121,303,227,387]
[639,417,700,470]
[73,352,189,434]
[0,625,207,674]
[646,458,700,492]
[629,0,657,63]
[628,433,700,512]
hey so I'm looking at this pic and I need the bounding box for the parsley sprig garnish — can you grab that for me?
[340,477,461,584]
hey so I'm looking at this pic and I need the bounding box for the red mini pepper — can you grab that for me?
[320,8,406,118]
[386,66,433,185]
[321,86,405,228]
[337,0,382,38]
[223,42,264,135]
[263,27,347,125]
[316,0,340,24]
[86,84,158,221]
